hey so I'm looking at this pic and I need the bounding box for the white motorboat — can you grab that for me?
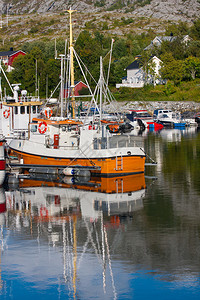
[153,109,186,128]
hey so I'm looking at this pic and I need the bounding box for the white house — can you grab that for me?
[144,35,191,50]
[116,56,164,88]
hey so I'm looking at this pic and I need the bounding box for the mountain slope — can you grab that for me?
[0,0,200,22]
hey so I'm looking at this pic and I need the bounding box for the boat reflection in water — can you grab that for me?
[0,188,6,226]
[7,173,146,219]
[3,173,146,299]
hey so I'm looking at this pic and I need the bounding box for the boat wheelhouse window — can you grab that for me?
[27,106,30,114]
[20,106,25,114]
[14,106,18,114]
[37,106,40,114]
[31,124,37,132]
[32,106,36,114]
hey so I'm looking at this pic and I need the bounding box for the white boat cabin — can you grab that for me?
[0,84,43,141]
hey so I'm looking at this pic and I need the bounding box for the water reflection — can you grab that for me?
[1,174,146,299]
[1,128,200,299]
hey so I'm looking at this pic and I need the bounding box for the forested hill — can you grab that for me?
[1,0,200,101]
[0,0,200,22]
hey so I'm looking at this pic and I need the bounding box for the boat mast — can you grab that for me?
[60,54,65,118]
[67,8,76,119]
[100,56,103,121]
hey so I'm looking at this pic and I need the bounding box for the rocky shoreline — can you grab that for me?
[103,101,200,116]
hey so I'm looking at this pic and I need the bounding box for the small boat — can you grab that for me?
[126,109,164,131]
[153,109,186,128]
[195,114,200,127]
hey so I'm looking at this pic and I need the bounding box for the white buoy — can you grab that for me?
[63,168,75,176]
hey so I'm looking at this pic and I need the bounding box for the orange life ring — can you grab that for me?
[40,206,48,217]
[3,109,10,119]
[38,121,47,134]
[45,108,53,118]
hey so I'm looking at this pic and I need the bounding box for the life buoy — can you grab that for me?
[45,108,53,118]
[3,109,10,119]
[40,206,48,217]
[88,124,95,130]
[38,121,47,134]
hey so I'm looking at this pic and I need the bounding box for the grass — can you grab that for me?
[112,79,200,102]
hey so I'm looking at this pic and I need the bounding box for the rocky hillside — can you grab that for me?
[0,0,200,22]
[0,0,199,49]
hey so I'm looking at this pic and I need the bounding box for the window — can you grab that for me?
[32,106,36,114]
[27,106,30,114]
[31,125,37,132]
[15,106,18,114]
[20,106,25,114]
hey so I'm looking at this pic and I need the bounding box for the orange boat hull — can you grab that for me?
[13,149,145,176]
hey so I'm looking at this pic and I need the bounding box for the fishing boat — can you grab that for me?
[9,118,145,176]
[8,9,147,177]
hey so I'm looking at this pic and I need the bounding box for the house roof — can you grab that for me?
[127,55,161,70]
[126,59,141,70]
[154,36,176,43]
[0,50,25,57]
[64,81,88,89]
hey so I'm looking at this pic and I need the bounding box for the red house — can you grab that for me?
[63,81,88,98]
[0,47,26,72]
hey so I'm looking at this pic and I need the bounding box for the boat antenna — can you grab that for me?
[106,38,114,86]
[35,59,38,98]
[67,8,76,119]
[55,38,57,59]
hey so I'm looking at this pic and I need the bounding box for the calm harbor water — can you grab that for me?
[1,127,200,299]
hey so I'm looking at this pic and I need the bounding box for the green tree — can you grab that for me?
[186,40,200,58]
[109,56,133,85]
[139,50,152,85]
[112,39,128,59]
[165,21,189,36]
[75,30,101,67]
[190,18,200,40]
[160,52,185,85]
[184,56,200,80]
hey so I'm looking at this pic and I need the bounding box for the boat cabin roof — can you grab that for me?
[154,109,172,115]
[32,117,82,126]
[3,101,43,107]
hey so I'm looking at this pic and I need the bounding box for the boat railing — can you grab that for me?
[45,143,79,150]
[13,129,28,139]
[19,96,40,103]
[93,136,144,149]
